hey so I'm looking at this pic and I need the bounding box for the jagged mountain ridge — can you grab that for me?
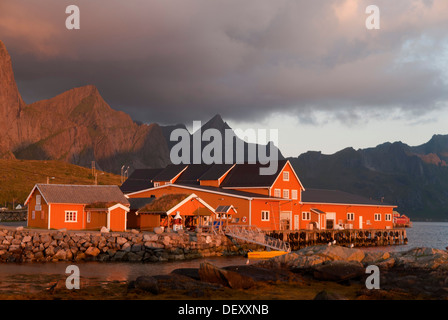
[0,40,170,173]
[288,136,448,220]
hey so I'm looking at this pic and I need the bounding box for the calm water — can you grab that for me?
[0,222,446,286]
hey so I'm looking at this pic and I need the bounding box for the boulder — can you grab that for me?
[116,237,128,245]
[53,249,67,261]
[154,227,164,234]
[312,260,365,282]
[85,247,100,257]
[198,262,255,289]
[100,226,109,233]
[313,290,348,300]
[132,276,159,294]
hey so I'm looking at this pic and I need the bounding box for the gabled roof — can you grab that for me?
[152,164,188,182]
[220,160,288,188]
[215,205,237,214]
[128,197,156,211]
[25,184,130,206]
[198,164,235,180]
[119,168,164,193]
[302,188,395,207]
[175,164,215,185]
[137,193,215,215]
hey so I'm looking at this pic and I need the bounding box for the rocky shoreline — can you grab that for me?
[1,225,448,300]
[0,226,263,263]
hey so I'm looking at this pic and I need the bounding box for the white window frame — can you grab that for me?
[65,211,78,223]
[283,171,289,181]
[302,211,310,220]
[154,182,160,187]
[261,210,270,221]
[283,189,289,199]
[291,189,298,200]
[87,211,91,223]
[31,210,35,220]
[347,212,355,221]
[374,213,381,221]
[385,214,392,221]
[274,189,281,198]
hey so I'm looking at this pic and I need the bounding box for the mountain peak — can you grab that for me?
[0,40,25,116]
[202,114,231,132]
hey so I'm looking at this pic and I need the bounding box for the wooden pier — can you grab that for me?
[263,228,408,250]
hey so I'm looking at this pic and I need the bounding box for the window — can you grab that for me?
[31,211,35,220]
[302,211,310,220]
[261,210,270,221]
[291,190,298,200]
[65,211,77,222]
[274,189,281,198]
[374,213,381,221]
[87,211,91,223]
[283,171,289,181]
[40,211,45,219]
[35,195,42,211]
[283,189,289,199]
[154,182,160,187]
[347,212,355,221]
[385,214,392,221]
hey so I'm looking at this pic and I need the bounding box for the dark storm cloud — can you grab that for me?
[1,0,448,126]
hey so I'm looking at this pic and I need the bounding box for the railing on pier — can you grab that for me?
[224,225,291,252]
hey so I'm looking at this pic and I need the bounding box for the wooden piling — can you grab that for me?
[264,228,407,249]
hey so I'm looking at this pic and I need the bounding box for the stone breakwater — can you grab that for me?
[0,210,27,222]
[0,227,262,263]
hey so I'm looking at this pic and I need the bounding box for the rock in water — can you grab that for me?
[312,260,365,282]
[133,276,159,294]
[198,262,255,289]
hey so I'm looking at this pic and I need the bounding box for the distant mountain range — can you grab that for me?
[1,40,447,220]
[287,136,448,220]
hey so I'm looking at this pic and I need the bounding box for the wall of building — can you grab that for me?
[27,189,49,229]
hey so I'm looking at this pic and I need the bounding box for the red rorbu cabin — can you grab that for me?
[25,184,130,231]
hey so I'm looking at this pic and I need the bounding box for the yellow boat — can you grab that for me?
[247,251,288,259]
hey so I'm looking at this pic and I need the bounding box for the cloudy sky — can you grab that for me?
[1,0,447,157]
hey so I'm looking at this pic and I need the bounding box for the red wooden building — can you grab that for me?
[25,184,130,231]
[124,161,397,231]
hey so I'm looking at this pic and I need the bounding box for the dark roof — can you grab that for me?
[153,164,188,182]
[175,183,279,199]
[215,205,236,213]
[137,194,191,213]
[220,160,288,188]
[128,168,165,180]
[120,168,164,193]
[302,188,393,206]
[128,197,155,211]
[34,184,130,206]
[175,164,214,184]
[198,164,234,180]
[120,179,154,193]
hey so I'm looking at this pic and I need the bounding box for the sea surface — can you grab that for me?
[0,222,446,286]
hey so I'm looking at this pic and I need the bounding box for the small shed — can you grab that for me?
[136,193,215,231]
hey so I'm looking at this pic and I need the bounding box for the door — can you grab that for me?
[294,215,299,230]
[325,212,335,230]
[280,211,292,230]
[359,216,363,229]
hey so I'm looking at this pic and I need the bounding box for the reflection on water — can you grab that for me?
[0,256,253,283]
